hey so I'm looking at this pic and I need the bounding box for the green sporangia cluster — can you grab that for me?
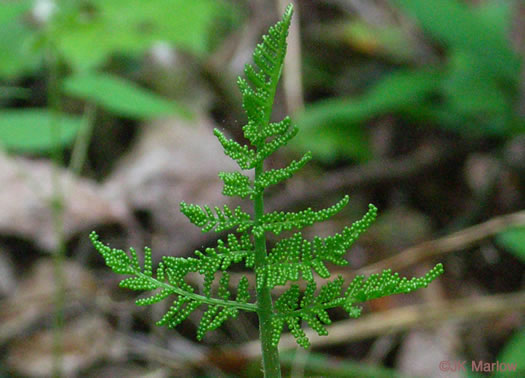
[90,4,443,353]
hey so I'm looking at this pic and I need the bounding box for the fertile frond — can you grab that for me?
[91,4,444,365]
[312,203,377,263]
[261,117,293,140]
[214,128,257,169]
[180,202,253,233]
[263,203,378,288]
[253,195,350,237]
[90,232,256,342]
[172,233,254,297]
[91,232,157,292]
[272,278,344,348]
[253,123,299,165]
[261,233,321,289]
[254,152,312,194]
[197,305,240,340]
[218,171,253,198]
[240,4,293,147]
[263,234,329,289]
[236,276,251,303]
[271,264,444,348]
[196,272,242,340]
[343,263,445,312]
[90,231,137,275]
[90,232,202,324]
[156,297,201,329]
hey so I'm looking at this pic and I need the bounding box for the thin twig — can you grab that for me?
[267,143,460,212]
[277,0,304,114]
[355,208,525,276]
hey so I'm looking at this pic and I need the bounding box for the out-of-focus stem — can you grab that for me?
[277,0,303,114]
[46,41,66,378]
[69,104,96,175]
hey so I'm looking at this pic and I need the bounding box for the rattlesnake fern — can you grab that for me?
[91,5,443,376]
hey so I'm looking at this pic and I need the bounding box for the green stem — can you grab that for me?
[69,104,96,175]
[46,42,66,378]
[134,271,257,312]
[254,163,281,378]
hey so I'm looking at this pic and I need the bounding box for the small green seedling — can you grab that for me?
[90,5,443,376]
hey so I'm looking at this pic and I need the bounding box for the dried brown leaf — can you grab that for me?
[0,258,98,344]
[6,315,113,377]
[0,151,130,251]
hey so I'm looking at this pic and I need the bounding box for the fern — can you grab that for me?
[91,4,443,377]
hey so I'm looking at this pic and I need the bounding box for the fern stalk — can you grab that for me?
[90,4,443,377]
[254,164,281,376]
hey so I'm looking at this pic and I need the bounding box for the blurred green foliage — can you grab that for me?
[0,0,235,77]
[294,69,442,161]
[495,327,525,377]
[63,72,191,119]
[0,1,40,79]
[294,0,523,162]
[47,0,232,71]
[0,109,83,152]
[496,227,525,263]
[0,0,237,153]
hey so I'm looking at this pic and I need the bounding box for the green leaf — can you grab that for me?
[294,69,442,161]
[473,0,513,34]
[63,73,190,119]
[94,0,225,55]
[392,0,520,80]
[52,0,230,70]
[435,48,513,137]
[0,109,83,153]
[0,4,41,79]
[495,227,525,263]
[0,1,32,24]
[444,51,509,114]
[494,327,525,377]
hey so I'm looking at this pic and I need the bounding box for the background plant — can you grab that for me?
[293,0,523,162]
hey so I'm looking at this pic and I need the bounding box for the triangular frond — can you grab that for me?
[90,4,444,356]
